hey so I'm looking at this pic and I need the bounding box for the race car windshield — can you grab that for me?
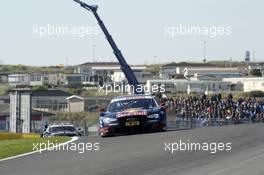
[108,99,157,112]
[50,126,76,132]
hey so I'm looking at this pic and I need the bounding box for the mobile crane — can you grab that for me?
[73,0,144,94]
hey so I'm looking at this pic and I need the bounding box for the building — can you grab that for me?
[29,74,62,87]
[146,79,232,95]
[75,62,119,85]
[248,63,264,71]
[65,74,84,87]
[8,89,63,133]
[0,103,54,132]
[8,73,84,87]
[0,95,10,104]
[0,95,10,131]
[9,89,67,133]
[146,79,188,93]
[67,95,110,113]
[0,74,8,84]
[48,74,62,86]
[248,63,264,76]
[188,81,231,95]
[75,61,148,85]
[29,74,48,86]
[8,74,30,87]
[223,77,264,92]
[111,66,149,84]
[8,73,75,87]
[9,90,31,133]
[67,95,84,112]
[0,103,9,131]
[185,67,242,80]
[31,90,72,112]
[75,61,119,75]
[160,62,216,79]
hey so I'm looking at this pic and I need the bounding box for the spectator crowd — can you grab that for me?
[162,93,264,124]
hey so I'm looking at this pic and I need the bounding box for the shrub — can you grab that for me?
[244,91,264,98]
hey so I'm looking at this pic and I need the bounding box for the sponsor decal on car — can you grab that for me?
[111,95,152,102]
[116,110,148,118]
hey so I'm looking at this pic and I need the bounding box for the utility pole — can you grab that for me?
[252,50,256,62]
[65,58,68,67]
[203,41,207,62]
[154,56,157,65]
[93,44,96,62]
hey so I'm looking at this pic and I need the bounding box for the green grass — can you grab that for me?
[0,64,74,74]
[0,137,70,160]
[0,85,10,96]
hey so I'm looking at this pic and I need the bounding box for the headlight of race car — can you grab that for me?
[104,117,118,124]
[147,113,160,119]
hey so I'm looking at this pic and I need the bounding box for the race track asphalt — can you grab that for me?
[1,123,264,175]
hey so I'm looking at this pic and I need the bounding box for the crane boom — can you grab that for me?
[73,0,143,94]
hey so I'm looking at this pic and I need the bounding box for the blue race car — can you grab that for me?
[99,95,167,137]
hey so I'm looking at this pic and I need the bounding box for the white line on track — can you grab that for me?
[0,136,79,162]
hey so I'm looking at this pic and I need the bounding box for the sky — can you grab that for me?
[0,0,263,66]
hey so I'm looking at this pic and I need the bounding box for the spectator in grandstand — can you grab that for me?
[170,94,264,124]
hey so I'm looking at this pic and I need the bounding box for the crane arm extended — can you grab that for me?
[73,0,143,94]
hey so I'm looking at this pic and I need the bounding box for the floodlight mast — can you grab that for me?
[73,0,143,94]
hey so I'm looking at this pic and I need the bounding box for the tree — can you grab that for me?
[247,91,264,98]
[32,85,48,91]
[250,69,262,77]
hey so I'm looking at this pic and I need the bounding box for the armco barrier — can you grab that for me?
[0,133,40,140]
